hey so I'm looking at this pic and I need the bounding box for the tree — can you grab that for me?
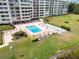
[0,30,3,45]
[73,4,79,14]
[68,2,75,13]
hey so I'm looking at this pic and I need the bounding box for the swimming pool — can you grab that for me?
[26,25,42,33]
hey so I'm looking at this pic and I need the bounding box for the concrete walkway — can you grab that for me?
[0,44,9,48]
[45,24,68,34]
[3,29,19,44]
[0,28,20,48]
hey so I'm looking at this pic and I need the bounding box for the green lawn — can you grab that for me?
[11,35,79,59]
[0,14,79,59]
[0,35,79,59]
[0,25,15,45]
[44,14,79,36]
[0,46,11,59]
[0,25,15,31]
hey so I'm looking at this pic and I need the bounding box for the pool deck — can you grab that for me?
[14,20,48,38]
[2,19,67,45]
[2,20,48,44]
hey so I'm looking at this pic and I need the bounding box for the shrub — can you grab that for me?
[20,54,24,57]
[14,31,27,37]
[64,21,69,23]
[77,20,79,22]
[44,18,49,22]
[13,31,27,40]
[32,38,39,43]
[45,19,49,22]
[61,25,71,31]
[0,38,3,45]
[0,31,3,45]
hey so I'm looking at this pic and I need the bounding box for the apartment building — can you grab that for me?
[50,0,68,16]
[0,0,69,24]
[9,0,32,23]
[62,1,69,14]
[39,0,50,17]
[0,0,32,24]
[50,0,62,15]
[0,0,11,24]
[32,0,50,20]
[32,0,39,20]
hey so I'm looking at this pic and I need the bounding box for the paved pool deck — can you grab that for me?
[3,20,46,44]
[2,20,67,45]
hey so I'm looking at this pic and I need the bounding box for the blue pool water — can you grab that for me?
[26,25,42,33]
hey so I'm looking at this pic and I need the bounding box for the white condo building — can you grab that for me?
[32,0,50,20]
[50,0,63,15]
[62,0,69,14]
[9,0,32,23]
[50,0,69,16]
[0,0,11,24]
[0,0,69,24]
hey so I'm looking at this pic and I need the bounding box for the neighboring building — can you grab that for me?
[50,0,68,16]
[62,1,69,14]
[0,0,69,24]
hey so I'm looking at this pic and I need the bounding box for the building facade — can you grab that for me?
[0,0,11,24]
[0,0,69,24]
[32,0,50,20]
[50,0,69,16]
[62,1,69,14]
[8,0,32,22]
[0,0,32,24]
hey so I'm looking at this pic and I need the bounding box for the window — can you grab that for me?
[15,0,18,2]
[9,0,13,2]
[3,3,7,5]
[6,15,9,17]
[1,15,5,17]
[15,7,19,10]
[0,3,2,5]
[2,19,10,21]
[2,0,6,1]
[20,0,29,2]
[10,7,14,9]
[2,19,6,21]
[0,11,4,13]
[16,11,20,13]
[12,15,15,17]
[16,14,20,16]
[4,7,7,9]
[5,11,8,13]
[9,3,14,6]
